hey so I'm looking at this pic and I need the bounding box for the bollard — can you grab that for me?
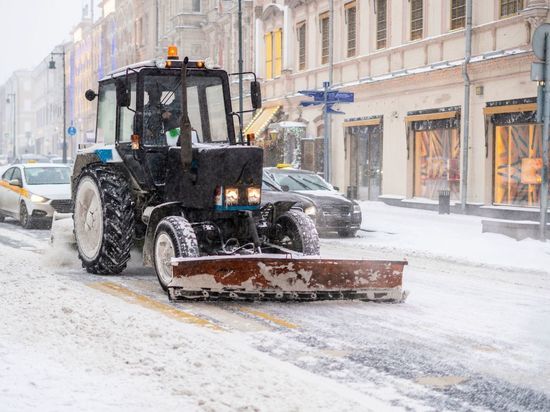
[439,189,451,214]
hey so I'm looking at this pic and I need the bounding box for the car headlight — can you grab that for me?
[247,187,261,205]
[225,187,239,206]
[304,205,317,216]
[353,204,361,213]
[30,194,49,203]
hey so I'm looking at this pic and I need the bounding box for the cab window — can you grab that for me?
[118,78,137,143]
[97,82,117,144]
[2,168,14,181]
[11,168,22,183]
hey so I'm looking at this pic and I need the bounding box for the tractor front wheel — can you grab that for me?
[153,216,199,291]
[73,165,134,275]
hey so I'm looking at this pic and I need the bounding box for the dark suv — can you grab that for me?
[263,167,362,237]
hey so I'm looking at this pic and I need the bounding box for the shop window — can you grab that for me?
[450,0,465,30]
[414,128,460,200]
[376,0,387,49]
[494,124,544,207]
[345,2,357,58]
[297,22,306,70]
[320,12,329,65]
[500,0,524,18]
[410,0,423,41]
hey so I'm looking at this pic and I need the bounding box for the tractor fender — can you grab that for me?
[142,202,185,267]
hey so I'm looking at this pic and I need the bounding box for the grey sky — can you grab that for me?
[0,0,85,84]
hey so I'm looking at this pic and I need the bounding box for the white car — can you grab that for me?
[0,163,72,228]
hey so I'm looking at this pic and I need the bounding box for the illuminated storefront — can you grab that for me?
[486,99,544,207]
[407,108,461,201]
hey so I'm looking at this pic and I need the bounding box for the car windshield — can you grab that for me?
[271,171,333,191]
[262,172,283,191]
[24,167,71,185]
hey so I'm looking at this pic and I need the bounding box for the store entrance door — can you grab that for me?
[349,124,383,200]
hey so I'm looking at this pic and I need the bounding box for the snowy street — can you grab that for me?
[1,202,550,411]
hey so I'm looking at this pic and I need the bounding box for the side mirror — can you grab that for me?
[9,179,21,187]
[281,184,290,192]
[85,89,98,101]
[116,79,130,107]
[251,81,262,110]
[333,186,340,191]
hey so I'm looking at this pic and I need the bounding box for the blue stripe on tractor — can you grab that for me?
[214,205,260,212]
[95,149,113,163]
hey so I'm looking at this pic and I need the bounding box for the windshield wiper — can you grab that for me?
[287,175,312,190]
[303,178,329,190]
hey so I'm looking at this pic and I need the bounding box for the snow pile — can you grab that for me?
[341,202,550,274]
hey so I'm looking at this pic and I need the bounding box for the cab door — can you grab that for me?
[4,167,24,215]
[0,167,15,215]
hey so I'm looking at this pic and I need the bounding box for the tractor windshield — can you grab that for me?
[141,73,230,145]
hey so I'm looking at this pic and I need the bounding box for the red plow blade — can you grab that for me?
[168,254,407,302]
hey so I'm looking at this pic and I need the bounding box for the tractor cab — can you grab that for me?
[84,48,264,206]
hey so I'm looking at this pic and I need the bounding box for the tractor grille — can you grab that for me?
[50,199,72,213]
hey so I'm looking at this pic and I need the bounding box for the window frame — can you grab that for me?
[410,0,424,41]
[499,0,524,19]
[450,0,465,31]
[296,21,306,71]
[345,1,357,58]
[320,12,330,65]
[376,0,387,50]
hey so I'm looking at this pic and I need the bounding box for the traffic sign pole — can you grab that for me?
[323,81,330,181]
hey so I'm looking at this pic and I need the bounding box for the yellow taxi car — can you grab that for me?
[0,163,72,229]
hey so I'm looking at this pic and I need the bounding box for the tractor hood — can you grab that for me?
[164,144,264,210]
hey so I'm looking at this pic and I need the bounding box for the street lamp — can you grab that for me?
[6,93,16,160]
[49,48,67,163]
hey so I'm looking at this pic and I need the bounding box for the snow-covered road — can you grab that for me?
[1,202,549,411]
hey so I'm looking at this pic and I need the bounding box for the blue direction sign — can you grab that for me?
[67,126,77,136]
[298,89,354,115]
[299,90,354,103]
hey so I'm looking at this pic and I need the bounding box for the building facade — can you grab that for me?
[251,0,548,214]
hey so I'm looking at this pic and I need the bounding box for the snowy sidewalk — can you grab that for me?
[343,201,550,274]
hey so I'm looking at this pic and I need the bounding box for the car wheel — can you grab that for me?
[338,229,357,238]
[20,202,35,229]
[272,209,320,255]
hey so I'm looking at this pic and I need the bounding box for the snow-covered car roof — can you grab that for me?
[15,163,71,169]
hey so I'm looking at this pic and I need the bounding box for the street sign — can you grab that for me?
[298,90,355,103]
[532,23,550,60]
[67,126,77,136]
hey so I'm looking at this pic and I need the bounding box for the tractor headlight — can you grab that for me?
[30,194,49,203]
[304,205,317,216]
[247,187,261,205]
[353,204,361,214]
[225,187,239,206]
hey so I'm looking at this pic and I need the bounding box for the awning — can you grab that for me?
[343,117,382,127]
[405,111,458,122]
[483,103,537,115]
[243,106,281,135]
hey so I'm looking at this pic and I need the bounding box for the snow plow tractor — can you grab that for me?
[71,48,406,302]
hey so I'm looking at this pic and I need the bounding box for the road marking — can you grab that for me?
[238,307,298,329]
[415,376,467,388]
[89,282,221,331]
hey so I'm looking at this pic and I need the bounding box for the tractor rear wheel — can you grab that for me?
[73,165,134,275]
[272,209,320,255]
[153,216,199,291]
